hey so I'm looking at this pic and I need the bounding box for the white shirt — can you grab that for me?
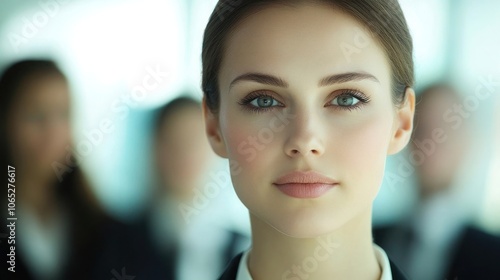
[405,189,471,280]
[150,164,251,280]
[17,205,69,280]
[236,244,393,280]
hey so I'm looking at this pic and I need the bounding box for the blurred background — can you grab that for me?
[0,0,498,279]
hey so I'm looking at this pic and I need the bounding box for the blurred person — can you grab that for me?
[134,96,250,280]
[374,83,500,280]
[0,59,145,280]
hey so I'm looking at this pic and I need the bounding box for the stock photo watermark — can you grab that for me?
[340,27,370,63]
[341,0,411,64]
[6,165,17,273]
[8,0,71,53]
[281,235,341,280]
[178,108,296,223]
[51,64,170,181]
[178,169,233,223]
[238,109,296,162]
[384,75,498,190]
[110,267,135,280]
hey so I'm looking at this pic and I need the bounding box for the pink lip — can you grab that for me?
[273,171,338,198]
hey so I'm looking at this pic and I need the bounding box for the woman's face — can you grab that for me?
[412,90,469,194]
[205,3,414,237]
[7,75,71,176]
[156,107,215,196]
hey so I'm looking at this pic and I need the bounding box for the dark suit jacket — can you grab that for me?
[374,225,500,280]
[218,252,408,280]
[443,226,500,280]
[0,218,172,280]
[0,167,154,280]
[131,210,249,280]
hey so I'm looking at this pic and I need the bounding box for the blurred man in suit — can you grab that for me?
[132,96,250,280]
[374,83,500,280]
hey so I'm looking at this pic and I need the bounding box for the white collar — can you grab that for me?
[236,244,393,280]
[17,204,69,280]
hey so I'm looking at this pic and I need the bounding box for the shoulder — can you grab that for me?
[389,258,408,280]
[375,243,408,280]
[447,226,500,279]
[218,253,244,280]
[455,225,500,260]
[373,223,400,240]
[462,225,500,245]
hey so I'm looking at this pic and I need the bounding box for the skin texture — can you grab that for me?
[204,3,414,279]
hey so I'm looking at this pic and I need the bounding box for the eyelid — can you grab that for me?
[238,90,285,114]
[326,89,370,104]
[324,89,371,112]
[238,90,284,106]
[238,88,370,113]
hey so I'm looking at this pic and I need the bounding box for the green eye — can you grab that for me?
[250,96,279,108]
[332,95,360,107]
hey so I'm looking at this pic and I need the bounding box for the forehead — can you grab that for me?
[15,76,69,107]
[219,3,391,89]
[159,107,204,135]
[416,89,459,123]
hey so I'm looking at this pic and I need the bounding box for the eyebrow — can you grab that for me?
[229,73,289,89]
[229,71,379,90]
[318,72,379,86]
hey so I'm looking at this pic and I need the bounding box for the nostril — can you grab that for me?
[289,149,322,156]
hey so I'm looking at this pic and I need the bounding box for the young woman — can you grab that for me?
[0,59,137,280]
[201,0,415,279]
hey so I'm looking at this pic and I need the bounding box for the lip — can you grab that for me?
[273,171,338,198]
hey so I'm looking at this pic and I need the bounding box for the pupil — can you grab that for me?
[339,96,353,106]
[258,97,272,107]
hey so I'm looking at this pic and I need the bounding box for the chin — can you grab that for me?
[262,210,348,239]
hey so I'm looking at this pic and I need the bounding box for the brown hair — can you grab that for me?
[0,59,104,222]
[202,0,414,113]
[154,95,201,136]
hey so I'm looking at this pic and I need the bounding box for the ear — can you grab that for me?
[388,87,416,155]
[202,97,228,158]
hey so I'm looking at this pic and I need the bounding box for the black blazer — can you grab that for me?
[218,252,408,280]
[374,225,500,280]
[445,226,500,279]
[131,210,249,280]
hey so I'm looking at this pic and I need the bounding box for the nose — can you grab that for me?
[283,111,325,157]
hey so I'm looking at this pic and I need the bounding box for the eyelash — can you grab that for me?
[238,89,371,113]
[238,91,284,113]
[327,89,371,112]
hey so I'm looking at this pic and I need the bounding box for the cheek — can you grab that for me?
[221,106,264,162]
[222,116,264,173]
[9,121,40,157]
[219,110,281,198]
[333,113,394,192]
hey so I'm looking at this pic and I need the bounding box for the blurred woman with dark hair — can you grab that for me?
[0,59,136,280]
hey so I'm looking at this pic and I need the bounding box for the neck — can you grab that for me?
[162,179,199,204]
[17,171,58,224]
[248,208,380,280]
